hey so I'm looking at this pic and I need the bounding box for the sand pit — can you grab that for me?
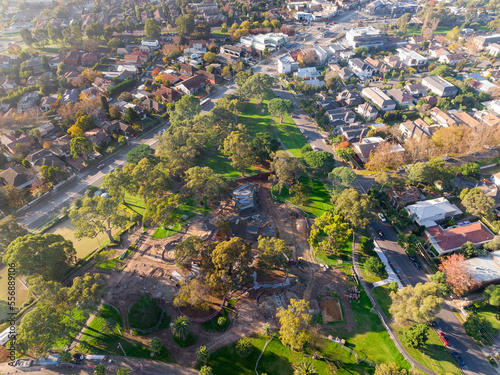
[320,297,343,323]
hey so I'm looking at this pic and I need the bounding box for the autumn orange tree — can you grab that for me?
[438,253,476,295]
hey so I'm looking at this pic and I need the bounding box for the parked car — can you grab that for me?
[378,213,386,222]
[451,352,466,367]
[439,332,451,347]
[97,164,105,170]
[324,139,330,145]
[377,230,385,239]
[406,252,416,262]
[413,261,421,270]
[312,145,319,151]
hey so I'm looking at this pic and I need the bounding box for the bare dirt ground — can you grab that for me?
[320,298,343,323]
[91,176,357,366]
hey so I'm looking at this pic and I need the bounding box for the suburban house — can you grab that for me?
[26,149,65,168]
[294,67,321,80]
[40,96,58,111]
[326,107,356,127]
[0,166,37,189]
[492,172,500,186]
[438,53,465,65]
[351,136,385,162]
[84,128,111,146]
[339,123,369,142]
[356,102,378,120]
[424,222,495,255]
[175,75,206,95]
[220,45,245,58]
[81,53,99,66]
[0,134,35,154]
[25,56,44,74]
[142,99,166,113]
[421,76,458,97]
[336,89,364,106]
[63,51,79,67]
[153,86,183,103]
[17,91,40,113]
[141,39,161,50]
[50,135,71,158]
[487,43,500,57]
[396,48,427,67]
[361,87,396,112]
[388,186,424,209]
[431,107,458,127]
[450,111,481,128]
[405,197,462,227]
[387,89,415,108]
[60,89,79,105]
[399,120,430,140]
[404,83,428,98]
[364,57,387,74]
[348,58,375,80]
[197,70,222,84]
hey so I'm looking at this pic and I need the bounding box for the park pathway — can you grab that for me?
[351,233,436,375]
[271,119,294,158]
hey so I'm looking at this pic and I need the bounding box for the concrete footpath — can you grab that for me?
[372,240,404,289]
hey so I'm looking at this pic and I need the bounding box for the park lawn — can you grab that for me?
[329,286,410,369]
[95,255,124,271]
[373,285,461,375]
[359,234,388,283]
[212,30,230,36]
[0,266,30,320]
[474,304,500,334]
[273,177,334,218]
[124,192,147,215]
[315,238,353,267]
[204,149,268,178]
[52,307,89,351]
[47,218,116,259]
[208,336,370,375]
[239,98,277,139]
[78,305,172,361]
[273,113,308,158]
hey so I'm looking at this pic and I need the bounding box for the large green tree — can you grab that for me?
[144,194,180,228]
[333,188,373,229]
[122,158,167,201]
[70,137,93,160]
[238,73,274,103]
[257,236,291,270]
[174,236,203,266]
[3,234,76,281]
[308,210,352,256]
[175,14,195,36]
[269,151,304,194]
[268,98,294,122]
[102,168,131,204]
[328,167,356,186]
[222,131,255,175]
[126,144,154,164]
[169,95,201,124]
[459,187,495,216]
[0,216,27,256]
[69,196,128,243]
[183,166,229,203]
[145,18,161,39]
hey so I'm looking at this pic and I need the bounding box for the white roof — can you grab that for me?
[406,197,462,226]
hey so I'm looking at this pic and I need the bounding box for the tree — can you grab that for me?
[269,151,304,194]
[464,313,496,345]
[69,196,128,243]
[235,337,253,358]
[389,282,445,325]
[439,253,476,295]
[397,13,410,34]
[374,363,413,375]
[145,19,161,39]
[197,346,210,366]
[253,132,279,163]
[238,73,274,103]
[461,162,479,177]
[169,95,201,124]
[3,234,76,281]
[123,107,140,125]
[199,366,213,375]
[429,64,453,78]
[123,158,166,201]
[222,131,255,175]
[183,166,229,203]
[70,136,93,160]
[460,241,485,259]
[460,188,495,216]
[115,368,131,375]
[86,22,104,39]
[203,52,217,63]
[308,210,352,256]
[60,351,72,364]
[353,46,369,58]
[171,316,191,341]
[365,256,385,277]
[103,168,131,204]
[108,38,121,50]
[0,216,27,256]
[20,28,35,46]
[328,167,356,186]
[484,285,500,307]
[293,361,318,375]
[102,318,117,334]
[333,188,373,229]
[257,236,291,270]
[175,14,195,36]
[144,194,180,228]
[94,364,106,375]
[150,337,162,355]
[403,323,429,348]
[3,186,27,208]
[289,183,310,206]
[203,237,253,295]
[126,144,154,164]
[268,98,294,122]
[101,95,109,113]
[174,236,203,266]
[302,147,336,177]
[277,299,311,351]
[174,278,211,311]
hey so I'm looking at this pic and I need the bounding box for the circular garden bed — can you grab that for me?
[128,296,163,330]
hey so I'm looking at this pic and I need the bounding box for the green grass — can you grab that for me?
[474,304,500,334]
[272,177,334,218]
[78,305,171,361]
[359,234,388,283]
[202,309,230,332]
[128,296,163,330]
[95,255,125,271]
[204,150,267,178]
[152,223,183,239]
[240,98,277,139]
[212,30,230,36]
[124,192,147,215]
[329,286,409,369]
[274,113,308,158]
[372,285,461,375]
[207,336,371,375]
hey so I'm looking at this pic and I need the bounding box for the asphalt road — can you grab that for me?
[369,221,495,375]
[17,125,165,230]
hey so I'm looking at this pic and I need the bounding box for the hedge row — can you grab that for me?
[108,78,137,96]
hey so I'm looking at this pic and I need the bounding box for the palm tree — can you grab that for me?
[115,367,131,375]
[197,346,210,366]
[171,316,191,341]
[199,366,213,375]
[94,364,106,375]
[293,361,317,375]
[150,337,162,355]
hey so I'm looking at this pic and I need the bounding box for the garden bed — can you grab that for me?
[320,297,343,323]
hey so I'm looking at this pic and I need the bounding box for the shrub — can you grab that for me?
[235,337,253,358]
[108,78,137,96]
[365,256,385,277]
[128,296,162,330]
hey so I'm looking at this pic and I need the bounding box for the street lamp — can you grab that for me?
[117,342,127,356]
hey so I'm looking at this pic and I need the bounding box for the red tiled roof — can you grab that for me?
[426,222,494,252]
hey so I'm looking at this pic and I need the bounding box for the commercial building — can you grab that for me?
[345,27,387,49]
[277,55,300,73]
[239,33,289,52]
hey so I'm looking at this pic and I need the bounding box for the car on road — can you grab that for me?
[438,332,451,346]
[312,145,319,151]
[378,213,386,222]
[413,261,421,270]
[300,128,305,133]
[451,352,466,367]
[406,251,416,261]
[377,230,385,239]
[324,139,330,145]
[97,164,105,170]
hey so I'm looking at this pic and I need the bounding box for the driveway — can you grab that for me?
[369,221,495,375]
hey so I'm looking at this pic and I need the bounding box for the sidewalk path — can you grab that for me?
[271,119,294,158]
[371,240,404,289]
[351,233,435,375]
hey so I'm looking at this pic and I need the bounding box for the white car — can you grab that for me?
[312,145,319,151]
[378,213,386,222]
